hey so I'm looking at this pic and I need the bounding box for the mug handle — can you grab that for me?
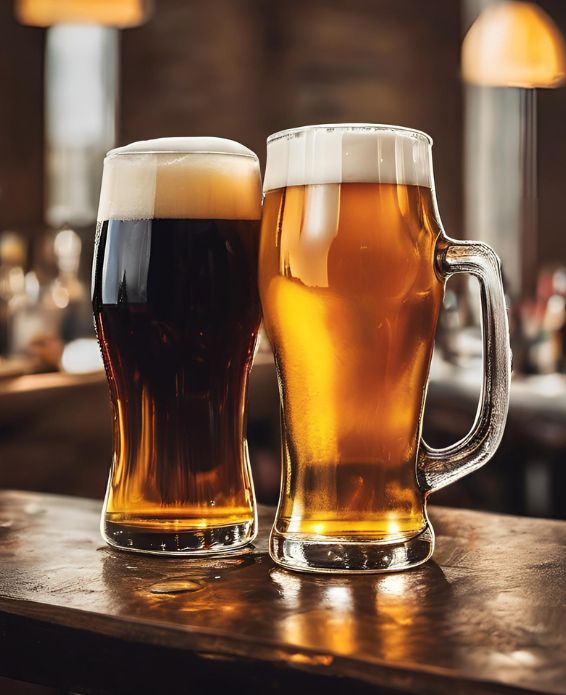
[418,238,512,493]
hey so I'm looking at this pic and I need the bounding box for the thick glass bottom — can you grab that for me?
[102,516,256,556]
[269,523,434,573]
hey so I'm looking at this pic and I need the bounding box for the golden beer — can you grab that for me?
[260,182,443,539]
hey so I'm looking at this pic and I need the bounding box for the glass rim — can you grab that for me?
[105,149,259,160]
[266,123,433,146]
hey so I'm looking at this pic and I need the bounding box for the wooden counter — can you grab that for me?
[0,491,563,694]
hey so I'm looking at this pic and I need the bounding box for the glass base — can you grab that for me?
[102,517,256,556]
[269,523,434,574]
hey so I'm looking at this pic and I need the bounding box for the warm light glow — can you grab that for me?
[462,2,566,88]
[51,283,70,309]
[270,569,303,610]
[387,519,403,536]
[15,0,151,28]
[377,573,410,598]
[61,338,104,374]
[323,585,354,610]
[270,271,339,467]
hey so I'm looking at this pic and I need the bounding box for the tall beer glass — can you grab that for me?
[259,124,511,573]
[93,138,261,554]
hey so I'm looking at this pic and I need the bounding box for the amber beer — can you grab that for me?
[260,124,511,573]
[261,182,442,537]
[93,138,262,554]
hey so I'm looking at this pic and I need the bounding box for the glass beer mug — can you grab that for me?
[259,124,511,573]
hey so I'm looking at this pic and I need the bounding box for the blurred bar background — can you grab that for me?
[0,0,565,520]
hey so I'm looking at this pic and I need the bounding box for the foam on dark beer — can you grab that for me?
[98,137,262,222]
[263,124,434,192]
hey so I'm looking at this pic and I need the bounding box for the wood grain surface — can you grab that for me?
[0,491,563,694]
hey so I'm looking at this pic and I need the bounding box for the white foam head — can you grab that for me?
[263,124,434,192]
[98,137,262,221]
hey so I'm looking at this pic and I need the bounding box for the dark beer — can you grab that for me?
[94,138,261,553]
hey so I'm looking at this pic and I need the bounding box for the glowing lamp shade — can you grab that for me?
[15,0,151,28]
[462,1,566,88]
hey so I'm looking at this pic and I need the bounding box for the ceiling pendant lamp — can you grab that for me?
[15,0,151,28]
[462,1,566,89]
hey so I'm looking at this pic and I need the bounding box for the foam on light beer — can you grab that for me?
[98,137,262,221]
[263,124,434,192]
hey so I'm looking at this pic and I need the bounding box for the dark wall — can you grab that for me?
[2,0,566,266]
[0,2,44,235]
[537,1,566,266]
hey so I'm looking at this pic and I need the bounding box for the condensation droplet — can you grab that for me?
[149,579,204,595]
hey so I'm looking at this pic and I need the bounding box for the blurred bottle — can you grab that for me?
[436,277,484,368]
[9,269,59,370]
[9,227,92,372]
[47,227,92,342]
[519,267,566,374]
[0,232,27,357]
